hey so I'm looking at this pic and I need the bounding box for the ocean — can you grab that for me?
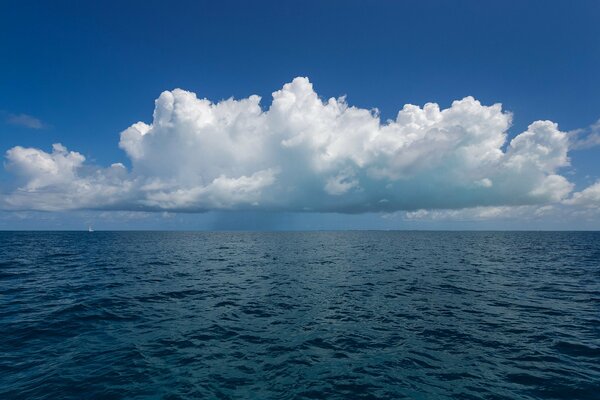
[1,231,599,399]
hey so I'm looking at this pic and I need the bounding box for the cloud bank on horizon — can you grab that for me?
[2,77,598,215]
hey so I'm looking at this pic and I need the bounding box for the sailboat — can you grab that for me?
[88,225,94,232]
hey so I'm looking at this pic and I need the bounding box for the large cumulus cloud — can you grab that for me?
[2,77,575,212]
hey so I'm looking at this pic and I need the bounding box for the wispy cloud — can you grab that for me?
[6,112,45,129]
[569,119,600,150]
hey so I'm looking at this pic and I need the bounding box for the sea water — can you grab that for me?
[1,231,599,399]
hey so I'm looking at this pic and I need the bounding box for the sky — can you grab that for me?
[1,0,600,230]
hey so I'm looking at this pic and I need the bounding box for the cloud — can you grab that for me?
[6,144,84,190]
[3,144,129,211]
[401,205,558,222]
[5,113,45,129]
[564,181,600,208]
[568,119,600,150]
[1,77,576,213]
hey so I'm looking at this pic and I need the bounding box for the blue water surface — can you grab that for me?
[1,231,599,399]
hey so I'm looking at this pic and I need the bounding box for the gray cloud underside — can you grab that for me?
[3,77,598,213]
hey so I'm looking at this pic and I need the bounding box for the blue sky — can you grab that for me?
[1,0,600,230]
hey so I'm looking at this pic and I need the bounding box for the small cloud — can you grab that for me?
[6,113,45,129]
[569,119,600,150]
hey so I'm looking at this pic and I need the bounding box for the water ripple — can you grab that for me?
[1,231,599,399]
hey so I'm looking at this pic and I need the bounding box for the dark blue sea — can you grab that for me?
[1,231,599,399]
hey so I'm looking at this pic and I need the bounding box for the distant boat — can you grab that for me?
[88,226,94,232]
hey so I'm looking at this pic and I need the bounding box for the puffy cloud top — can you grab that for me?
[6,144,84,190]
[2,77,575,212]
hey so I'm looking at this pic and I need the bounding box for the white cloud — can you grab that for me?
[3,144,129,211]
[6,113,45,129]
[564,181,600,208]
[6,144,85,190]
[569,119,600,150]
[402,204,558,222]
[1,77,577,213]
